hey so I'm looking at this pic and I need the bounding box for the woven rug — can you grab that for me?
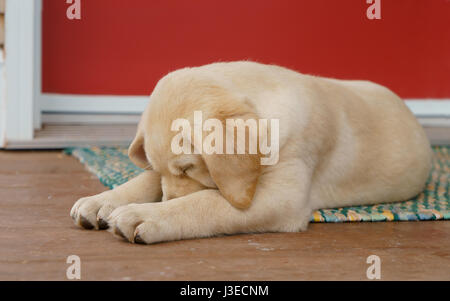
[65,146,450,223]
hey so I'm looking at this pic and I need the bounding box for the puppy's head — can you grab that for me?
[128,70,261,209]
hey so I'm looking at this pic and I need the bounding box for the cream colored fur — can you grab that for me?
[70,61,432,244]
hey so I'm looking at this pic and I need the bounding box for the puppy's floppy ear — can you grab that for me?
[128,133,149,169]
[201,98,261,209]
[203,153,260,209]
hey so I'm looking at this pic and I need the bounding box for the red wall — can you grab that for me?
[42,0,450,98]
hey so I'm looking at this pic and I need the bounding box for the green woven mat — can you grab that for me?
[65,146,450,223]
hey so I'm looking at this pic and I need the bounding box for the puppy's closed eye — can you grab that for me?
[168,155,217,188]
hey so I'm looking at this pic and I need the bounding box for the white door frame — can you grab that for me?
[1,0,449,148]
[1,0,37,146]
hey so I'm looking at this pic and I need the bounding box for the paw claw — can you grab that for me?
[97,218,109,230]
[134,233,146,244]
[70,193,127,231]
[80,216,94,229]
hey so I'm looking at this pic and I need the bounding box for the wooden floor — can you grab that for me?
[0,150,449,281]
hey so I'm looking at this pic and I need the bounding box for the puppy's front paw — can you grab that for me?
[70,191,129,230]
[107,203,170,244]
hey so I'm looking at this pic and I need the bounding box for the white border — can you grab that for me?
[33,0,42,129]
[0,48,5,145]
[0,0,36,145]
[40,94,149,114]
[405,100,450,118]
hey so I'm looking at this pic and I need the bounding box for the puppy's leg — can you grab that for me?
[108,163,313,244]
[70,170,162,230]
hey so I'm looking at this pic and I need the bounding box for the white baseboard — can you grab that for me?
[40,93,149,114]
[40,93,450,117]
[405,100,450,118]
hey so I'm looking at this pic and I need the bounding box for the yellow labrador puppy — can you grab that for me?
[70,61,431,244]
